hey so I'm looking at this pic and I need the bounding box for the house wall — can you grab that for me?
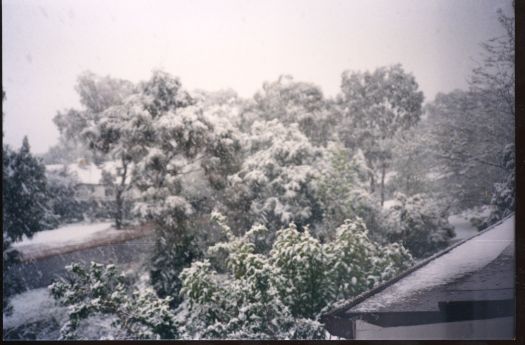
[76,184,109,201]
[355,316,514,340]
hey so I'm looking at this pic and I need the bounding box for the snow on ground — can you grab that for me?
[12,222,113,250]
[351,215,514,312]
[11,221,155,261]
[448,205,494,241]
[448,215,477,241]
[2,288,66,331]
[382,199,400,210]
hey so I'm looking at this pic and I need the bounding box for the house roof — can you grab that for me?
[46,161,120,185]
[324,214,515,319]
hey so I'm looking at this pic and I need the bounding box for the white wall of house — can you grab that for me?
[76,184,108,201]
[355,317,514,340]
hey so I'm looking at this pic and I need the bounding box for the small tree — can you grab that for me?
[3,137,52,313]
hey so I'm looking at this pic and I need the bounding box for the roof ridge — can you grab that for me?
[322,213,515,318]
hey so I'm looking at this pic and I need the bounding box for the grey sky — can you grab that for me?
[2,0,513,154]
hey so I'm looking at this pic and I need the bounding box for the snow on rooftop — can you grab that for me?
[46,161,120,185]
[349,215,514,313]
[12,222,113,251]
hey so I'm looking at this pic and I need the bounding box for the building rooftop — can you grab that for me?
[323,215,515,332]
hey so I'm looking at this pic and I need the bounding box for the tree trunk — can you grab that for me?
[114,158,128,230]
[380,163,386,206]
[115,190,123,230]
[369,172,375,193]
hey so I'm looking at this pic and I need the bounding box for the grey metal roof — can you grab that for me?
[324,214,515,317]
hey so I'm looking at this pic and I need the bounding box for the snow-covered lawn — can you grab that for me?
[448,205,494,241]
[13,222,113,249]
[12,222,154,261]
[2,287,66,331]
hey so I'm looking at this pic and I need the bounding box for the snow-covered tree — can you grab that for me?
[316,144,383,241]
[384,192,455,258]
[483,143,515,226]
[224,119,323,235]
[469,3,514,119]
[121,72,242,305]
[388,124,435,197]
[337,64,424,205]
[53,72,141,227]
[3,137,52,313]
[244,75,335,145]
[3,137,52,241]
[425,90,510,210]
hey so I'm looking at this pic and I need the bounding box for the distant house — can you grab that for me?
[321,215,515,340]
[46,159,117,201]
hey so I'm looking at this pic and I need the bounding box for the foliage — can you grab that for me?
[384,192,455,258]
[49,262,178,340]
[3,138,53,241]
[337,64,424,204]
[149,232,202,308]
[326,218,413,300]
[482,143,515,227]
[45,166,83,224]
[180,212,413,339]
[245,75,335,145]
[425,90,510,210]
[224,119,324,234]
[316,144,383,240]
[388,124,435,197]
[469,4,514,118]
[180,213,327,339]
[270,224,331,319]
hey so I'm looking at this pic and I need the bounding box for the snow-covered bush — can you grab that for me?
[270,224,332,319]
[384,192,455,258]
[50,262,178,340]
[326,217,413,300]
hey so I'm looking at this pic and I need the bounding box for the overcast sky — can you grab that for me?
[2,0,513,154]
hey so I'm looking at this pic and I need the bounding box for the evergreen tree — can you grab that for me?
[3,136,51,313]
[3,137,50,241]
